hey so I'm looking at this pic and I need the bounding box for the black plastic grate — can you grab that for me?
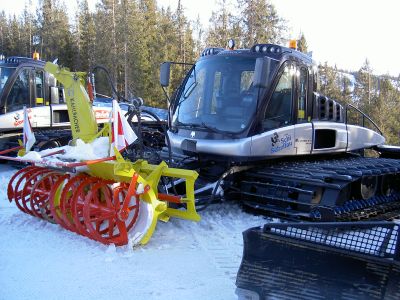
[264,221,400,259]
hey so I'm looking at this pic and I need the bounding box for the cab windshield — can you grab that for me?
[0,67,16,95]
[172,55,277,133]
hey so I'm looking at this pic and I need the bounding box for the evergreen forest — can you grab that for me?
[1,0,399,144]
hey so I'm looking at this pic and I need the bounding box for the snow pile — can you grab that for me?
[22,151,42,162]
[22,136,110,163]
[61,137,110,161]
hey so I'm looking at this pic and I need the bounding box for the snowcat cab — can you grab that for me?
[161,44,383,162]
[0,55,131,151]
[0,56,68,133]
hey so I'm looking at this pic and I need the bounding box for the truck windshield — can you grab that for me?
[172,55,277,133]
[0,67,16,95]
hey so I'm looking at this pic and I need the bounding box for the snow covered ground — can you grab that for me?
[0,164,266,300]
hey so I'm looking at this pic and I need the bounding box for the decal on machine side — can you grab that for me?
[271,132,292,153]
[94,109,111,120]
[13,108,32,127]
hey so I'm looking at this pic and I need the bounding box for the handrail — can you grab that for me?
[345,104,383,136]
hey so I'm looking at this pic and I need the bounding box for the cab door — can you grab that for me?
[251,61,296,157]
[30,68,51,127]
[294,65,313,154]
[3,67,33,129]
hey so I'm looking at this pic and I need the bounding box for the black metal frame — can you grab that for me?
[236,221,400,300]
[345,103,383,136]
[264,221,400,260]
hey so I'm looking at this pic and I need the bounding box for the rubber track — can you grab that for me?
[240,156,400,221]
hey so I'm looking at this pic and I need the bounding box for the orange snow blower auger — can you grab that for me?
[4,62,200,247]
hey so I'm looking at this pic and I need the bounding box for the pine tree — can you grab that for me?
[193,15,205,56]
[339,73,353,106]
[297,32,308,53]
[136,0,159,105]
[0,12,7,55]
[36,0,74,65]
[369,77,400,144]
[76,0,96,72]
[318,63,342,100]
[237,0,286,47]
[173,2,196,79]
[6,16,22,55]
[206,0,238,47]
[354,59,374,115]
[22,0,35,57]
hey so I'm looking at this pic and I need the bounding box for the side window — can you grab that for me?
[263,64,293,130]
[175,67,206,123]
[7,69,30,112]
[35,70,45,105]
[211,71,222,113]
[240,71,254,92]
[298,67,308,122]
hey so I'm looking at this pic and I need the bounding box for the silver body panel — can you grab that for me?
[0,104,127,132]
[169,121,385,158]
[170,131,253,156]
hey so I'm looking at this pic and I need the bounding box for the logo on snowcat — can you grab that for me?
[271,132,292,153]
[94,109,111,120]
[271,132,279,146]
[13,112,23,126]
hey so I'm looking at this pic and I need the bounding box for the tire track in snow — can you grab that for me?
[191,204,267,280]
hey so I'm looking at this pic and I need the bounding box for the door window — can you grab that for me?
[298,67,308,122]
[35,70,45,105]
[263,64,294,130]
[7,69,30,112]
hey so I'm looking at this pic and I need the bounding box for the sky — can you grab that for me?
[4,0,400,76]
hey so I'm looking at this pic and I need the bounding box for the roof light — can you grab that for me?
[201,47,225,57]
[5,57,19,64]
[227,39,235,50]
[251,44,282,54]
[289,39,297,50]
[33,51,39,60]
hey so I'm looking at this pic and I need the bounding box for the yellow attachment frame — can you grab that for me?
[32,62,201,247]
[44,62,98,143]
[87,155,200,245]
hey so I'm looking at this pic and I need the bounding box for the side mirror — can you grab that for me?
[160,62,171,87]
[253,57,271,88]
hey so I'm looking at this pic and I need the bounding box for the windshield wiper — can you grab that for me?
[174,121,236,136]
[181,65,197,100]
[183,81,198,99]
[174,121,203,129]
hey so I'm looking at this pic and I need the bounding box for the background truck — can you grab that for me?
[0,55,142,151]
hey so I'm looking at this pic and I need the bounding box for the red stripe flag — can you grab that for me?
[23,106,36,152]
[110,100,138,156]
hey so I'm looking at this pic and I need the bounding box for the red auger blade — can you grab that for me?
[7,167,150,247]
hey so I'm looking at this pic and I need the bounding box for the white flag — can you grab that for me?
[23,106,36,152]
[110,100,137,156]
